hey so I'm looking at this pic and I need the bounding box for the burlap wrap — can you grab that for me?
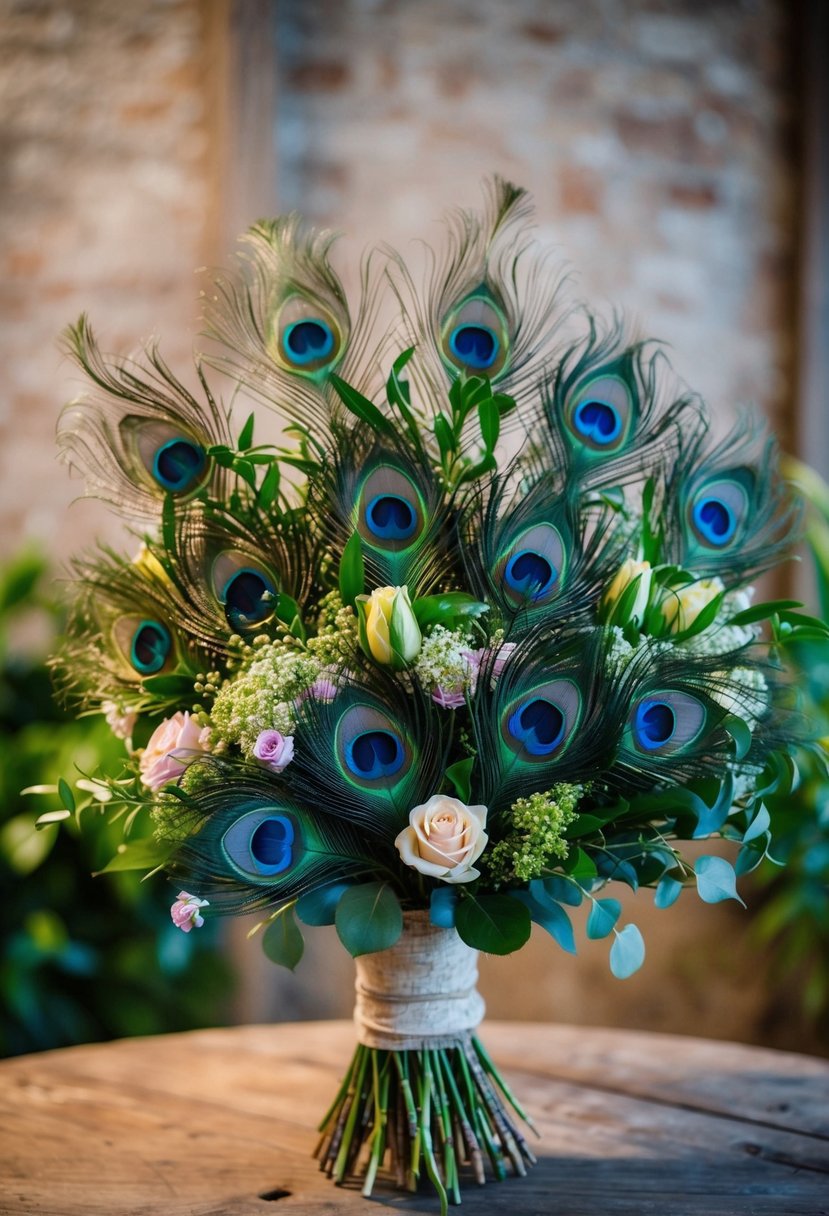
[353,910,486,1050]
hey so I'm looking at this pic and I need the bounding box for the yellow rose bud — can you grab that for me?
[661,576,724,633]
[359,585,422,668]
[603,558,652,621]
[133,542,171,587]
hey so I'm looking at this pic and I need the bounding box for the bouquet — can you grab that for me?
[43,180,820,1211]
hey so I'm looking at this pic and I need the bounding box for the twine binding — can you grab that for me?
[353,910,486,1050]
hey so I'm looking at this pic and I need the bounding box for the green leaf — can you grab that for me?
[510,890,575,954]
[94,838,173,875]
[433,413,456,459]
[339,531,365,608]
[456,893,531,955]
[262,906,304,970]
[654,875,683,909]
[335,882,403,957]
[413,592,488,630]
[609,924,645,979]
[561,847,598,881]
[330,374,393,436]
[586,898,622,940]
[257,462,281,510]
[141,673,196,699]
[478,396,500,453]
[237,412,255,451]
[695,855,745,907]
[445,756,474,802]
[728,599,801,626]
[58,778,76,814]
[296,881,351,927]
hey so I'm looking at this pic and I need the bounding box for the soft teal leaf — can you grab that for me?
[586,898,622,940]
[695,855,745,907]
[743,803,771,844]
[735,843,766,876]
[445,756,474,802]
[510,890,576,954]
[262,907,304,970]
[456,893,532,955]
[296,881,351,926]
[723,715,752,761]
[609,924,645,979]
[335,882,403,957]
[654,875,683,909]
[533,875,582,908]
[430,887,458,928]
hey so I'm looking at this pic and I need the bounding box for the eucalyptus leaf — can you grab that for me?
[296,881,352,926]
[430,887,458,928]
[695,855,745,907]
[262,906,304,971]
[743,803,771,844]
[654,874,684,909]
[609,924,645,979]
[510,890,575,954]
[586,898,622,940]
[335,882,403,957]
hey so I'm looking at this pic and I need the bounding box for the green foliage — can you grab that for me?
[262,905,304,970]
[335,882,403,957]
[0,552,233,1056]
[456,892,531,955]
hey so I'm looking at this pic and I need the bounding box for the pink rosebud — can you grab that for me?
[432,685,468,710]
[252,729,295,773]
[171,891,208,932]
[308,675,338,702]
[490,641,517,679]
[139,712,212,791]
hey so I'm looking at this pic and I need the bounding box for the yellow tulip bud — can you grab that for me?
[359,585,422,668]
[661,576,724,633]
[603,558,653,621]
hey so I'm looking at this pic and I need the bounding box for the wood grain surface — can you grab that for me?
[2,1021,828,1216]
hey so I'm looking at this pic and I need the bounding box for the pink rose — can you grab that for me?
[171,891,208,932]
[139,711,211,791]
[252,730,295,773]
[489,641,517,679]
[295,666,341,707]
[432,685,467,710]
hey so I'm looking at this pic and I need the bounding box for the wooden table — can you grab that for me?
[1,1021,828,1215]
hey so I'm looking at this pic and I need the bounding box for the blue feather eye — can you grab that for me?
[275,296,343,377]
[448,324,499,370]
[130,619,172,675]
[152,438,207,493]
[222,807,296,878]
[365,494,418,541]
[498,524,565,607]
[630,691,706,755]
[357,465,425,553]
[336,704,413,790]
[441,292,509,378]
[345,730,405,779]
[212,552,278,630]
[565,374,633,454]
[282,319,335,365]
[501,679,582,763]
[689,478,749,549]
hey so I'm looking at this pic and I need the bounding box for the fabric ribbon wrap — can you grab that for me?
[354,910,486,1050]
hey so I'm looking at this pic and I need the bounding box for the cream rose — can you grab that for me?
[395,795,488,884]
[661,576,724,633]
[140,711,211,791]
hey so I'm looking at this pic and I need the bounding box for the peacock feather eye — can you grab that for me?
[630,691,706,756]
[222,806,296,879]
[497,523,566,607]
[152,438,207,493]
[128,418,210,496]
[274,294,343,378]
[564,373,634,454]
[113,615,175,677]
[336,704,413,790]
[688,476,750,549]
[440,292,509,378]
[211,551,278,631]
[501,679,582,763]
[357,465,426,553]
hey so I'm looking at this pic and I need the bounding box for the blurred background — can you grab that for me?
[1,0,827,1057]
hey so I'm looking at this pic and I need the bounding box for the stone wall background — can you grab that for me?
[0,0,815,1049]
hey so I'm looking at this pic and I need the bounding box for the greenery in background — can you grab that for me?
[753,459,829,1038]
[0,551,234,1057]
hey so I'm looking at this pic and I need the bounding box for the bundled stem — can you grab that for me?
[315,1036,537,1214]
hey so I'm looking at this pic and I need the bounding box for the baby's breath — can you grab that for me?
[210,640,321,752]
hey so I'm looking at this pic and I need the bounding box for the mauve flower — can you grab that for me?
[171,891,208,932]
[103,701,138,742]
[140,711,212,791]
[431,685,467,710]
[395,795,488,884]
[252,729,295,773]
